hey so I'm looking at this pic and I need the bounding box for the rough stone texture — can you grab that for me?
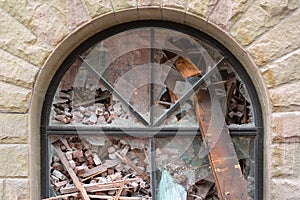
[0,9,52,66]
[247,10,300,66]
[269,81,300,112]
[0,49,39,88]
[272,112,300,143]
[2,179,30,200]
[0,145,28,177]
[45,0,92,31]
[271,143,300,177]
[138,0,161,7]
[186,0,210,19]
[0,1,70,46]
[110,0,137,11]
[82,0,113,18]
[271,178,300,200]
[0,82,31,113]
[162,0,188,9]
[261,48,300,88]
[0,113,28,144]
[231,0,297,46]
[0,179,3,199]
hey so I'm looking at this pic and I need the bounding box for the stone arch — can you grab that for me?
[29,7,270,200]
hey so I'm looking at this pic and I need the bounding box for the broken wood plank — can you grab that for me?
[79,159,122,178]
[88,195,141,200]
[174,56,202,78]
[194,88,248,200]
[42,192,80,200]
[52,141,90,200]
[115,152,150,183]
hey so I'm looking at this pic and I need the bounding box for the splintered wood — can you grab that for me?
[47,137,151,200]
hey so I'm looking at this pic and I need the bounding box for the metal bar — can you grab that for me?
[150,136,157,199]
[153,57,226,127]
[79,56,150,126]
[194,88,248,200]
[150,28,155,127]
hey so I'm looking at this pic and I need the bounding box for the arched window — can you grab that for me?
[41,21,263,200]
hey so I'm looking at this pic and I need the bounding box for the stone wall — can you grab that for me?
[0,0,299,199]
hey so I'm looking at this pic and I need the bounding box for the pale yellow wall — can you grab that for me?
[0,1,299,199]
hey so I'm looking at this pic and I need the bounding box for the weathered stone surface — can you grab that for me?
[261,48,300,88]
[0,9,52,66]
[271,143,300,177]
[269,81,300,112]
[188,0,252,30]
[162,0,188,9]
[3,179,30,200]
[138,0,161,7]
[0,179,3,199]
[0,113,28,144]
[0,49,39,88]
[247,10,300,66]
[82,0,112,18]
[45,0,91,31]
[271,178,300,200]
[186,0,210,19]
[0,145,28,177]
[230,0,297,46]
[0,1,69,46]
[110,0,137,11]
[0,82,31,113]
[272,112,300,143]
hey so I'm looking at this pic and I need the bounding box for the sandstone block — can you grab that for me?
[271,143,300,178]
[110,0,137,11]
[138,0,161,7]
[3,179,30,200]
[0,179,3,197]
[162,0,188,9]
[269,81,300,112]
[261,48,300,88]
[248,10,300,66]
[0,9,52,66]
[83,0,113,18]
[272,112,300,143]
[44,0,91,31]
[0,144,28,177]
[186,0,210,19]
[0,82,31,113]
[0,49,39,88]
[0,113,28,144]
[271,178,300,200]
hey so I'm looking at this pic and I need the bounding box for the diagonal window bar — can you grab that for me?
[79,56,150,126]
[153,57,226,127]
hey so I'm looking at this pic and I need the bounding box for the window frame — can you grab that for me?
[41,20,264,199]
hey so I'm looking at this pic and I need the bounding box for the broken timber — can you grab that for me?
[194,88,248,200]
[52,140,91,200]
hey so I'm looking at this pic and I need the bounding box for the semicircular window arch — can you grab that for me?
[41,21,263,200]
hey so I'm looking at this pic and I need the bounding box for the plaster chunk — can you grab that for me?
[269,81,300,112]
[82,0,112,18]
[0,145,28,177]
[271,178,300,200]
[247,10,300,66]
[261,48,300,88]
[0,9,52,66]
[0,113,28,144]
[3,179,30,200]
[0,82,31,113]
[0,49,39,88]
[271,143,300,177]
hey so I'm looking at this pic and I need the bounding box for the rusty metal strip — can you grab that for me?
[194,88,248,200]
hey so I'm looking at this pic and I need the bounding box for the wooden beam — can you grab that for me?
[52,141,91,200]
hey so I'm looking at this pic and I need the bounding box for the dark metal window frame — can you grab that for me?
[41,20,264,199]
